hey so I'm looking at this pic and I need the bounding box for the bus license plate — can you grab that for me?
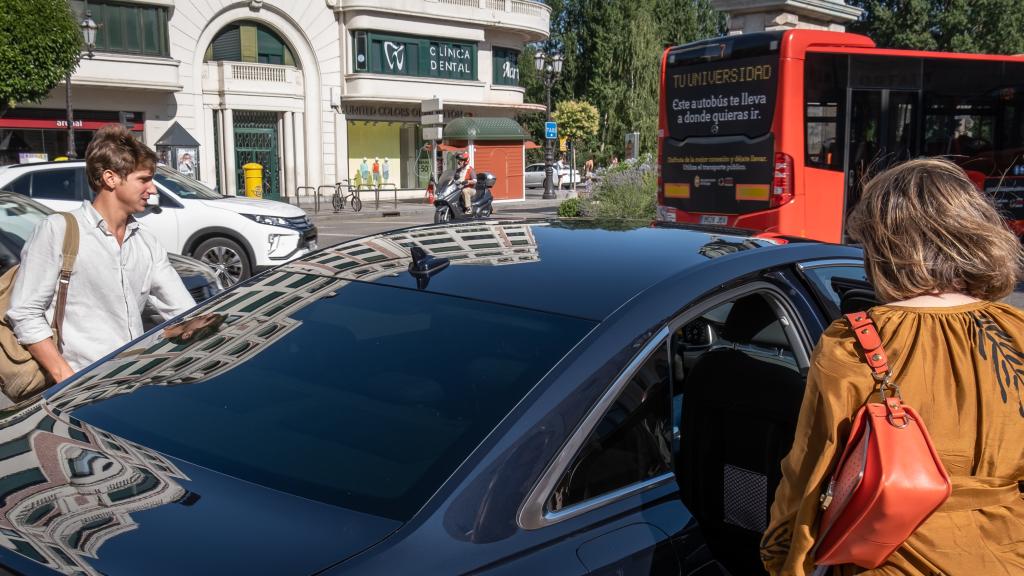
[700,215,728,226]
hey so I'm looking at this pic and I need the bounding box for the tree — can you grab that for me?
[849,0,1024,54]
[521,0,722,163]
[0,0,82,114]
[552,100,599,145]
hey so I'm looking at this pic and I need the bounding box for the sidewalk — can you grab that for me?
[297,187,568,220]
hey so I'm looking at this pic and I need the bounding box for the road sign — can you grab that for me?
[422,97,444,113]
[423,126,443,141]
[545,121,557,139]
[421,113,444,126]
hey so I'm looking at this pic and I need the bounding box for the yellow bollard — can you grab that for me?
[242,163,264,198]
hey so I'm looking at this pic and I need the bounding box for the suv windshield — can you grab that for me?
[61,277,595,521]
[155,167,223,200]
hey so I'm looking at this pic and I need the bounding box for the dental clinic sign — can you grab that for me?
[355,32,477,81]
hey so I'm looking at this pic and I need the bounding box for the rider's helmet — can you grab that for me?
[455,152,469,162]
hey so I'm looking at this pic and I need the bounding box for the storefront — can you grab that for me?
[0,108,143,164]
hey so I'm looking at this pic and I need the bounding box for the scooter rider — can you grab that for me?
[455,152,477,214]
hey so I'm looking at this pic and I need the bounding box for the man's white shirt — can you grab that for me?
[6,201,195,372]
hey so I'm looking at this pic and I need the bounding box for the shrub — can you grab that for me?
[558,196,584,218]
[590,162,656,220]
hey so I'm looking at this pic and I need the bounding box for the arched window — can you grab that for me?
[204,21,297,67]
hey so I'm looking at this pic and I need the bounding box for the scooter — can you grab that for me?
[433,170,495,223]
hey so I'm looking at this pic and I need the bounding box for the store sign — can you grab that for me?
[493,47,521,87]
[341,103,469,123]
[355,32,477,81]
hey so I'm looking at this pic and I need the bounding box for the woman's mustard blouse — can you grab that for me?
[761,301,1024,575]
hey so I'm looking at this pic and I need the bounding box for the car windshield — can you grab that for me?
[60,277,595,521]
[155,167,224,200]
[0,194,50,250]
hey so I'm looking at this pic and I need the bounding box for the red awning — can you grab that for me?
[422,143,468,152]
[525,141,541,149]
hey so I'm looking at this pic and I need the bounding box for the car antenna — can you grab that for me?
[408,246,450,290]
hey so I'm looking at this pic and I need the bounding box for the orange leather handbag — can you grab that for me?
[814,311,952,568]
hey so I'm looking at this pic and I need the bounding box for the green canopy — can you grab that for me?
[444,117,528,141]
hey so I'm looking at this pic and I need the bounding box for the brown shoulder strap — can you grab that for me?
[52,213,80,351]
[844,311,889,374]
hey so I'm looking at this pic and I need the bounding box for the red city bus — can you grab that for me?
[657,30,1024,242]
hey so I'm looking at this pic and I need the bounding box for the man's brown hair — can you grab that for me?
[84,124,158,193]
[846,158,1024,302]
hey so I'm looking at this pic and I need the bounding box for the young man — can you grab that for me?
[6,124,195,383]
[454,152,477,214]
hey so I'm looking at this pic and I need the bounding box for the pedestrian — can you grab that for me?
[610,156,619,168]
[761,158,1024,575]
[554,157,565,189]
[5,124,195,387]
[583,156,594,181]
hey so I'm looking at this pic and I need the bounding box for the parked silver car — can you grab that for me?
[524,163,580,189]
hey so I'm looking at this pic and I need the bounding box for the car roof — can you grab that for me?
[282,219,848,322]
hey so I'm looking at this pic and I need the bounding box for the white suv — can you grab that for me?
[0,161,317,285]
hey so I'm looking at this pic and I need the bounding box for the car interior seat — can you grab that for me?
[676,293,805,576]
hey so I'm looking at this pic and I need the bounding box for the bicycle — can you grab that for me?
[331,180,363,212]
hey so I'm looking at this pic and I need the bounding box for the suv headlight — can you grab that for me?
[241,213,297,229]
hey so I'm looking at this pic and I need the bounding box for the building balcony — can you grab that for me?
[335,0,550,40]
[71,52,181,92]
[201,62,304,98]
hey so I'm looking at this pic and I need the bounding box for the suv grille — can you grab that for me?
[285,215,312,229]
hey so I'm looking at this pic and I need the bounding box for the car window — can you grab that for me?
[3,174,31,196]
[30,168,81,201]
[0,195,49,274]
[548,341,672,512]
[800,264,872,318]
[155,168,223,200]
[63,278,596,522]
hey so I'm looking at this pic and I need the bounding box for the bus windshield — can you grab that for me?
[661,33,781,217]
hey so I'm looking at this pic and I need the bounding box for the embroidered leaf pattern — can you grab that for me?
[973,312,1024,417]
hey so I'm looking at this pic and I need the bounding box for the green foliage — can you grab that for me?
[520,0,722,163]
[557,196,585,217]
[849,0,1024,54]
[0,0,82,112]
[552,100,599,141]
[589,163,657,220]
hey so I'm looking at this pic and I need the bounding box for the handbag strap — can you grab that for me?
[52,213,80,353]
[844,310,908,424]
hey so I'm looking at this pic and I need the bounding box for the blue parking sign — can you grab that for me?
[545,121,558,139]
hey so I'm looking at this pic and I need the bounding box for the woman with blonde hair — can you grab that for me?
[761,158,1024,575]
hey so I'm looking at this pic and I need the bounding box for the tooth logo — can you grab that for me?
[384,42,405,71]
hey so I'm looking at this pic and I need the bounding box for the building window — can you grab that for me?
[492,47,521,87]
[204,21,297,67]
[70,1,169,57]
[353,31,476,81]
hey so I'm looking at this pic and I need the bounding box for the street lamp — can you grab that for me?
[65,11,98,160]
[534,50,563,200]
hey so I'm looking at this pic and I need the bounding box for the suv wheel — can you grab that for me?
[194,237,251,286]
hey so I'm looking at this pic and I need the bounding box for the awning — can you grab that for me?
[525,141,541,149]
[444,117,528,141]
[422,143,467,152]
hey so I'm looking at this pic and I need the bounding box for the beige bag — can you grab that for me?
[0,213,79,403]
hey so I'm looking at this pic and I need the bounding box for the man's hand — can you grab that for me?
[26,339,75,384]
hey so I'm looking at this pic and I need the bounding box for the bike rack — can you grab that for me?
[317,185,336,214]
[294,186,317,213]
[376,183,399,209]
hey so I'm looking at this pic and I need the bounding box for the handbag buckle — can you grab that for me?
[819,481,835,510]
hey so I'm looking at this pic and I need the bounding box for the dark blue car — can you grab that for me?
[0,219,871,575]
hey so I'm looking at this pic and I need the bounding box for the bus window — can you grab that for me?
[805,54,847,171]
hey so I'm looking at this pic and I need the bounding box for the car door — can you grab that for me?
[525,164,544,188]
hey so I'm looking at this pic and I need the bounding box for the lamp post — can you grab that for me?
[533,50,562,200]
[65,11,98,160]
